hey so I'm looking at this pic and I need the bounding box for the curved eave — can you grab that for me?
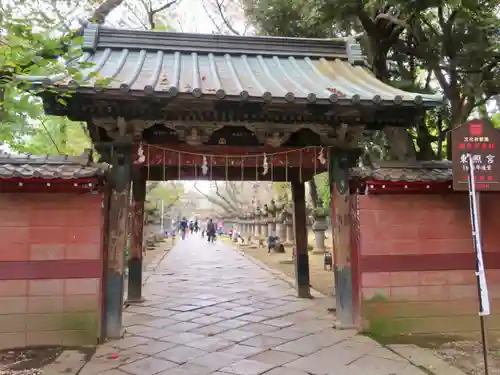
[32,84,442,109]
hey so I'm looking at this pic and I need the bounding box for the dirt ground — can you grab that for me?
[235,234,500,375]
[238,238,334,297]
[0,347,62,375]
[434,340,500,375]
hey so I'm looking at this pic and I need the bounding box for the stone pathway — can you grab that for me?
[79,235,430,375]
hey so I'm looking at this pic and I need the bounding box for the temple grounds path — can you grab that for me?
[79,235,432,375]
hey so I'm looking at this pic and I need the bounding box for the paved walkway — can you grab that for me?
[80,236,428,375]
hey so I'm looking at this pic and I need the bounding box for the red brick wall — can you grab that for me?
[0,193,103,349]
[356,193,500,336]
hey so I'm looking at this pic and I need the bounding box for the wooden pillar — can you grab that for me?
[291,180,310,298]
[329,147,360,328]
[127,168,146,303]
[105,142,132,339]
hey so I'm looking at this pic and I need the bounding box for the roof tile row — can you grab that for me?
[0,153,107,180]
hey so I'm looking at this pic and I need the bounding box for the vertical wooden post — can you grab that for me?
[105,142,132,339]
[291,180,310,298]
[329,147,359,328]
[127,168,146,303]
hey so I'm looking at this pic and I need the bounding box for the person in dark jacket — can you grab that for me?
[179,218,188,240]
[206,219,216,243]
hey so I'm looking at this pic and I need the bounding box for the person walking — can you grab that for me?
[206,218,216,243]
[179,217,188,240]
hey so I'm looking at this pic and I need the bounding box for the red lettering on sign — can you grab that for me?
[459,143,465,149]
[482,143,487,149]
[489,144,495,149]
[467,143,473,149]
[470,122,483,136]
[488,175,493,181]
[480,176,485,181]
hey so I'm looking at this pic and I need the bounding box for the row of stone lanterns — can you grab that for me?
[228,200,330,254]
[232,199,295,246]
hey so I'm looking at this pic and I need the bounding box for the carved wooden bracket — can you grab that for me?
[92,118,366,147]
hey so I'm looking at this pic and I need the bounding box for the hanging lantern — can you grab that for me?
[201,155,208,175]
[262,153,269,176]
[318,147,327,165]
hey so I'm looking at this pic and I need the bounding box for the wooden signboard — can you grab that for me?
[452,119,500,191]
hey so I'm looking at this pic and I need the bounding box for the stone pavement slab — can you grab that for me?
[79,236,436,375]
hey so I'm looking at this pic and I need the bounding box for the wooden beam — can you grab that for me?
[291,181,311,298]
[104,142,132,339]
[126,168,146,304]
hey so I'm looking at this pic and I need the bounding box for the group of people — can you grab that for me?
[178,217,217,243]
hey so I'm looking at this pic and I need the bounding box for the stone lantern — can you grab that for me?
[283,204,294,245]
[261,204,269,238]
[275,200,286,241]
[254,206,262,238]
[247,212,254,240]
[312,202,328,253]
[267,199,277,236]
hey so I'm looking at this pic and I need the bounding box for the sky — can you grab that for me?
[111,0,247,34]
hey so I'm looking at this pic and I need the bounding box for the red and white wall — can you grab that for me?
[354,193,500,336]
[0,194,104,349]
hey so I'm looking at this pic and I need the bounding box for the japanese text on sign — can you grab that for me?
[452,119,500,191]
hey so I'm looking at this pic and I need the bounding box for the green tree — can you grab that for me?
[492,112,500,127]
[240,0,499,208]
[0,0,130,151]
[11,116,91,155]
[243,0,500,161]
[1,0,181,154]
[146,182,185,219]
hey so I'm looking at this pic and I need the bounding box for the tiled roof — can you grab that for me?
[18,24,443,107]
[0,153,107,180]
[350,161,452,182]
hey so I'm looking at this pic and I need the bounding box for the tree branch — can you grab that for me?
[202,0,224,34]
[193,182,235,214]
[89,0,126,24]
[213,0,240,35]
[151,0,179,15]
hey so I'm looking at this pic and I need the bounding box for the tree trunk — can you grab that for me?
[383,127,417,161]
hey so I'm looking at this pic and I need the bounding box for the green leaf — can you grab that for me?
[57,98,67,106]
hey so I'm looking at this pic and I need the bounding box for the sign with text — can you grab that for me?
[452,119,500,191]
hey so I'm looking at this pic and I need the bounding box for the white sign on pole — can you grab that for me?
[467,154,491,316]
